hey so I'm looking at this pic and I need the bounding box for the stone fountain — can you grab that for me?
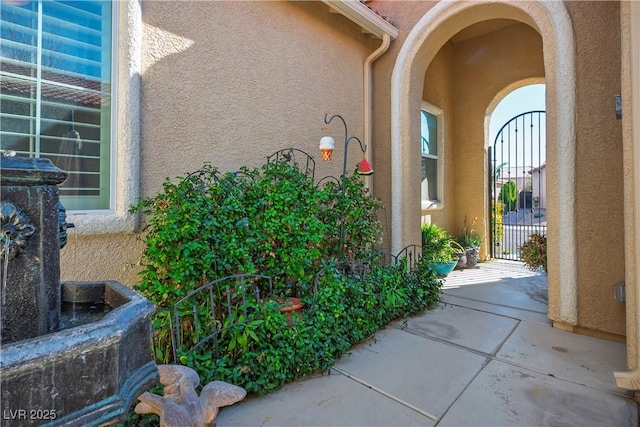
[0,154,158,426]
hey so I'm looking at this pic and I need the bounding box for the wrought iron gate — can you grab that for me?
[489,110,546,260]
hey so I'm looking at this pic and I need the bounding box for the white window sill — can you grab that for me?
[422,200,444,211]
[66,211,136,235]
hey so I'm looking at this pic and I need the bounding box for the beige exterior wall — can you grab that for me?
[370,1,626,338]
[566,1,625,337]
[61,1,378,283]
[368,1,437,252]
[139,1,372,193]
[60,1,632,349]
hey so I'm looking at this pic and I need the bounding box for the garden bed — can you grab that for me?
[124,150,442,425]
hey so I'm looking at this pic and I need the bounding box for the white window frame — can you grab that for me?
[421,101,444,211]
[66,0,140,234]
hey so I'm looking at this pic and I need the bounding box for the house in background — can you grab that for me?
[529,163,547,210]
[1,0,639,400]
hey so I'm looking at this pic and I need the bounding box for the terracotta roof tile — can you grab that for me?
[1,63,104,107]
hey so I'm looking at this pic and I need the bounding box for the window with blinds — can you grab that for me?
[1,0,113,210]
[421,107,439,202]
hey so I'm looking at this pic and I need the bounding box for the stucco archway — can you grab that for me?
[390,1,577,325]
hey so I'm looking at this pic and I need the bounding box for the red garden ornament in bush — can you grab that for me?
[356,157,374,175]
[279,297,304,326]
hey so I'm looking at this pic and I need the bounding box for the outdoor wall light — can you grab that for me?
[319,113,373,176]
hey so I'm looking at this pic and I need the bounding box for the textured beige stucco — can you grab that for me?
[60,1,376,284]
[566,1,625,336]
[139,1,372,198]
[373,0,625,338]
[621,0,638,372]
[59,1,631,344]
[60,234,142,284]
[367,1,438,252]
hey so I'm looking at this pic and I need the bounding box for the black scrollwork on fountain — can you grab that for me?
[58,202,75,250]
[0,201,36,261]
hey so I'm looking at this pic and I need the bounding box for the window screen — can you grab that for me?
[1,1,113,210]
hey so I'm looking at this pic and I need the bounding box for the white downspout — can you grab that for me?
[363,32,391,190]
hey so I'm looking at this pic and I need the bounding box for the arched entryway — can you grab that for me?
[390,1,577,325]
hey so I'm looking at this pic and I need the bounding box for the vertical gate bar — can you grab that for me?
[507,121,512,258]
[500,131,505,258]
[529,112,534,223]
[226,286,232,320]
[537,111,543,229]
[489,149,494,258]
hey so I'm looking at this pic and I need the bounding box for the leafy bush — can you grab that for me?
[318,173,383,262]
[421,223,463,262]
[193,258,440,395]
[132,159,383,302]
[125,154,440,425]
[499,181,518,212]
[518,232,547,272]
[131,161,329,304]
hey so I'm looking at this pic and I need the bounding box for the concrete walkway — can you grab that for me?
[216,261,638,426]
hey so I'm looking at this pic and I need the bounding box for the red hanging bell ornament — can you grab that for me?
[356,157,374,175]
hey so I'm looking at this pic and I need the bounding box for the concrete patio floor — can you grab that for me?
[216,260,639,426]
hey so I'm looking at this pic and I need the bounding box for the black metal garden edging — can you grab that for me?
[154,244,428,364]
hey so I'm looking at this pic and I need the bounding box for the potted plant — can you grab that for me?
[458,216,483,268]
[422,223,464,276]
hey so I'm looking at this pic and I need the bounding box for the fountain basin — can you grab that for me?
[0,280,158,426]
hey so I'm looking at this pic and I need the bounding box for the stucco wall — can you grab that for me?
[139,1,372,196]
[60,234,141,283]
[60,0,629,341]
[368,1,438,252]
[566,1,625,337]
[370,0,625,338]
[620,0,638,375]
[61,1,376,284]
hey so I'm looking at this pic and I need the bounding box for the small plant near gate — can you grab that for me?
[518,232,547,272]
[457,215,483,249]
[491,200,504,245]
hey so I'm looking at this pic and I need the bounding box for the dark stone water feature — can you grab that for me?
[0,154,158,426]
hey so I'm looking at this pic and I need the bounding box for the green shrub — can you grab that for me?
[131,158,383,303]
[131,161,329,303]
[318,172,383,261]
[499,181,518,212]
[518,232,547,272]
[421,223,463,262]
[125,155,440,426]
